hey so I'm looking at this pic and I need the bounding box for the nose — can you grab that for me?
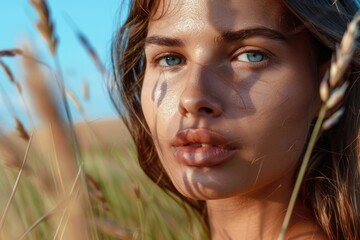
[179,65,223,118]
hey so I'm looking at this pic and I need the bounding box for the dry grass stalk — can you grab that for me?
[0,143,32,173]
[15,82,22,94]
[279,13,360,240]
[18,193,73,240]
[64,13,106,73]
[0,49,23,57]
[14,118,30,142]
[66,88,84,114]
[319,70,330,102]
[322,107,345,130]
[0,59,23,93]
[133,184,141,200]
[86,174,110,213]
[95,218,132,240]
[320,14,360,103]
[30,0,58,55]
[0,48,50,68]
[82,80,89,101]
[0,60,15,83]
[76,32,107,76]
[0,49,38,125]
[0,47,55,127]
[0,134,33,232]
[0,147,21,171]
[0,61,25,127]
[330,14,360,87]
[0,59,23,94]
[22,46,88,239]
[320,15,360,127]
[325,81,349,109]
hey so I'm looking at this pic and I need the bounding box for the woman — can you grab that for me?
[110,0,360,239]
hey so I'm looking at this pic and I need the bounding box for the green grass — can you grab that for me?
[0,141,206,239]
[0,1,206,237]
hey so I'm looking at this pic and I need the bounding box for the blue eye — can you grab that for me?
[236,52,265,63]
[158,55,184,66]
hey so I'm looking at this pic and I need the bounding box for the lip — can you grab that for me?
[171,128,236,167]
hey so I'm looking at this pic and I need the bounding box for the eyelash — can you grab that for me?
[234,50,267,61]
[152,53,186,68]
[231,49,271,67]
[151,49,271,69]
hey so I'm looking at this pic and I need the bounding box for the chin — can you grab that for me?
[172,171,245,200]
[178,187,236,201]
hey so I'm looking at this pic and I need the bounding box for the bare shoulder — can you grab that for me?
[285,220,328,240]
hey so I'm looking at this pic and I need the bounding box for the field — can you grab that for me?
[0,118,206,239]
[1,1,358,239]
[0,1,206,239]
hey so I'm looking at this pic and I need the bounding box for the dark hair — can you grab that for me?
[110,1,360,239]
[284,1,360,239]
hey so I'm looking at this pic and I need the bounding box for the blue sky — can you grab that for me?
[0,0,127,130]
[2,1,359,132]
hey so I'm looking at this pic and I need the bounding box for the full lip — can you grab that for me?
[170,128,237,167]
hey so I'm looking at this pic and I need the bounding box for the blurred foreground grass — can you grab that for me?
[0,130,205,239]
[0,1,205,239]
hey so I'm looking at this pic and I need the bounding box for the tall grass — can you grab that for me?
[0,141,205,239]
[1,1,358,239]
[0,1,206,239]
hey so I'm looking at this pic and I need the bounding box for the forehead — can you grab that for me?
[149,0,287,35]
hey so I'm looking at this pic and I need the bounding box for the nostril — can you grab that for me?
[198,107,214,115]
[179,94,223,118]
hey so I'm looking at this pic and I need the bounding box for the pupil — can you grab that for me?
[247,53,263,62]
[166,56,181,65]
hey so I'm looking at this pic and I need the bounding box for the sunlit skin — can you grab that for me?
[141,0,326,239]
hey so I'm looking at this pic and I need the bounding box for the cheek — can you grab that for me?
[246,70,318,155]
[140,79,154,128]
[253,68,318,120]
[141,72,179,137]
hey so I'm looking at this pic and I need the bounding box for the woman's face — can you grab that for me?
[141,0,321,200]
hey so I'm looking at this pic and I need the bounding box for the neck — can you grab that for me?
[207,198,285,239]
[206,181,318,240]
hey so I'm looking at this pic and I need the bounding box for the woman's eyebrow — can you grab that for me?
[219,27,287,42]
[145,27,287,47]
[145,36,184,47]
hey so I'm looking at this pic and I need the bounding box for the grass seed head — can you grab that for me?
[66,88,83,113]
[86,174,109,213]
[133,184,141,199]
[322,107,345,130]
[326,81,349,109]
[0,146,32,173]
[95,218,132,240]
[0,60,23,94]
[76,32,106,75]
[329,14,360,87]
[0,49,23,57]
[30,0,58,55]
[22,45,89,239]
[0,60,15,83]
[320,70,330,102]
[14,118,30,142]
